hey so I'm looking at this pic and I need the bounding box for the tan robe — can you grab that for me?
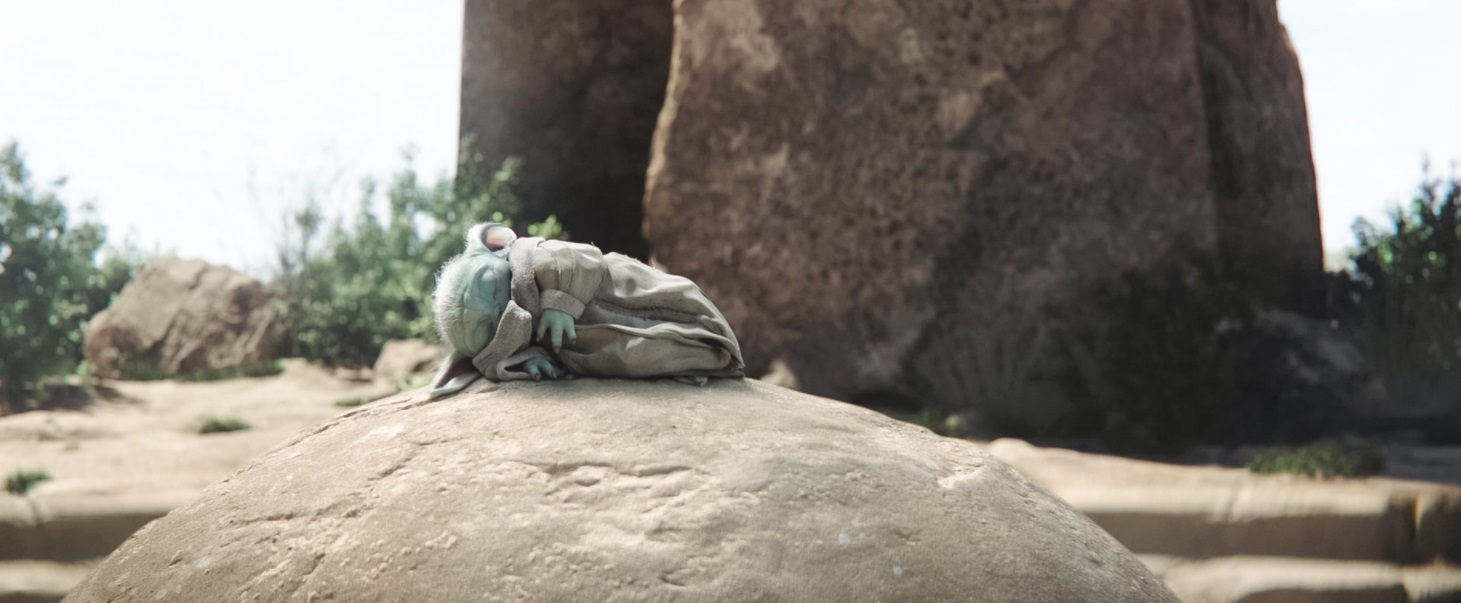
[471,237,744,381]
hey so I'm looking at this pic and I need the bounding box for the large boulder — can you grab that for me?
[65,380,1176,602]
[642,0,1322,428]
[458,0,672,258]
[83,258,287,380]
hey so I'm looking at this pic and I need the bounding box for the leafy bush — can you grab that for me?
[276,147,562,368]
[198,416,253,434]
[1341,172,1461,419]
[1055,247,1258,452]
[1247,440,1384,478]
[5,469,52,495]
[0,142,142,412]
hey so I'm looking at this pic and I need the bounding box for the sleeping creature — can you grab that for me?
[428,223,744,399]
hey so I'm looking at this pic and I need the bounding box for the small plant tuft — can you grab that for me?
[333,396,370,408]
[198,416,253,434]
[1247,440,1384,478]
[395,375,429,392]
[5,469,53,495]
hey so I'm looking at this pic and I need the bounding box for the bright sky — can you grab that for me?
[1,0,1457,275]
[1280,0,1461,265]
[0,0,463,276]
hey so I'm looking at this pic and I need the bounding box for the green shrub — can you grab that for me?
[275,145,563,368]
[333,396,370,408]
[0,141,143,412]
[5,469,52,495]
[198,416,253,434]
[1343,172,1461,419]
[1248,441,1384,478]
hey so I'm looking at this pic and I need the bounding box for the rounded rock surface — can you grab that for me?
[66,379,1177,602]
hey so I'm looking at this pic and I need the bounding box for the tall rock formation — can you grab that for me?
[1189,0,1325,313]
[458,0,672,258]
[640,0,1322,429]
[458,0,1323,430]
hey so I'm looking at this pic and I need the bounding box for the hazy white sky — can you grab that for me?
[1280,0,1461,263]
[0,0,463,275]
[1,0,1458,274]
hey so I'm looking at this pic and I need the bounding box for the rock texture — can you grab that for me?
[458,0,671,258]
[0,360,394,602]
[82,258,286,380]
[66,380,1176,603]
[371,339,444,383]
[1190,0,1325,314]
[641,0,1322,427]
[985,439,1461,564]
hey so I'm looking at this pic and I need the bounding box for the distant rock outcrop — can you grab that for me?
[83,258,286,380]
[640,0,1323,428]
[66,380,1177,603]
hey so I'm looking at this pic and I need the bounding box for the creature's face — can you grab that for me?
[434,222,519,357]
[447,252,512,355]
[464,252,517,347]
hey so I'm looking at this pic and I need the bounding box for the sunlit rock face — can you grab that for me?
[82,257,287,380]
[641,0,1321,428]
[65,380,1176,603]
[454,0,1322,431]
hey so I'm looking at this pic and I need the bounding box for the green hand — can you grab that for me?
[522,356,561,381]
[535,308,577,352]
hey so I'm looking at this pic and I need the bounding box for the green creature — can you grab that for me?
[428,223,744,399]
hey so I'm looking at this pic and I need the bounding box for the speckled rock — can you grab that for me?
[641,0,1321,429]
[65,380,1176,603]
[1190,0,1325,313]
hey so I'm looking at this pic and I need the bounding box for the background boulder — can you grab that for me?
[640,0,1322,430]
[66,380,1177,603]
[82,258,286,380]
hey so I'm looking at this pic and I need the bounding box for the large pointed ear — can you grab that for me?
[481,224,517,252]
[428,353,481,400]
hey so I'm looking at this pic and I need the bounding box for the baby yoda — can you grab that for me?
[428,223,745,399]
